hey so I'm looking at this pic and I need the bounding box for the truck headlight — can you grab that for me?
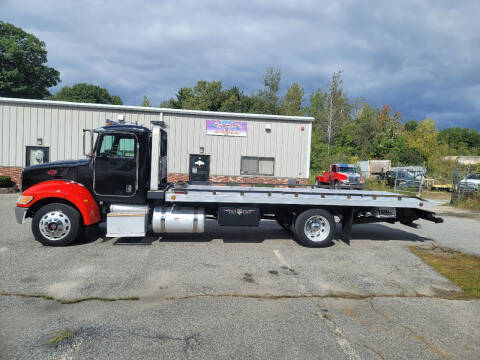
[16,195,34,205]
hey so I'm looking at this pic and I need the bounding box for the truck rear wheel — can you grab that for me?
[294,209,335,247]
[32,203,82,246]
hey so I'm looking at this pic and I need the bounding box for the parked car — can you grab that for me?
[459,174,480,193]
[383,167,426,189]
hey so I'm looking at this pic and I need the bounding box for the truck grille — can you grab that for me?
[348,175,360,183]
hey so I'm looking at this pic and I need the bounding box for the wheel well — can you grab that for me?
[27,198,85,225]
[276,206,343,222]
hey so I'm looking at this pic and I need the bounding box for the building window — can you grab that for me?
[241,157,274,176]
[26,146,50,166]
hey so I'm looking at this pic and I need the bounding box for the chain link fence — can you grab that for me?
[362,168,425,196]
[451,161,480,205]
[360,160,479,208]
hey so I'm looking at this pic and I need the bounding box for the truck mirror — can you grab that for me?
[82,129,94,156]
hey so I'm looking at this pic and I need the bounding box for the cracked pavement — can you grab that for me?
[1,193,479,359]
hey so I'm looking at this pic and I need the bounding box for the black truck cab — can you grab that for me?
[22,123,166,205]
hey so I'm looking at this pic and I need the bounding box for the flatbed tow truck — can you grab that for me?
[15,121,443,247]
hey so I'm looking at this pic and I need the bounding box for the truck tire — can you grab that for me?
[294,209,335,247]
[32,203,82,246]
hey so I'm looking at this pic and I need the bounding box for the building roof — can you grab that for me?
[0,97,314,122]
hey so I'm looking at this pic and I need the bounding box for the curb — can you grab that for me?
[0,186,20,194]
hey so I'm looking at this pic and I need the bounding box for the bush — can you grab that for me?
[0,175,14,188]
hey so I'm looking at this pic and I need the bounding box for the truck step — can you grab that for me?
[106,207,148,237]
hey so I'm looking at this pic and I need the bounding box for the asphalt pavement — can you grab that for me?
[1,193,479,359]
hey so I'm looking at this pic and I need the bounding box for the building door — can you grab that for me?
[189,154,210,184]
[94,133,138,196]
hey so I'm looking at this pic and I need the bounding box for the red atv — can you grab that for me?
[315,163,364,188]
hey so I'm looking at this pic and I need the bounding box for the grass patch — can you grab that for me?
[453,195,480,210]
[409,246,480,299]
[48,329,75,344]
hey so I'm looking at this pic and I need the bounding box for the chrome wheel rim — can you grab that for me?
[39,211,71,241]
[304,215,330,242]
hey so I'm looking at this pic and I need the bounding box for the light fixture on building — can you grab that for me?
[37,138,43,145]
[118,114,125,123]
[199,146,205,154]
[265,124,271,132]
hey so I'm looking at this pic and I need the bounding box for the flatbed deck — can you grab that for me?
[162,184,441,209]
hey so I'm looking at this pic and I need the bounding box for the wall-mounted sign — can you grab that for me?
[206,120,247,137]
[26,146,49,166]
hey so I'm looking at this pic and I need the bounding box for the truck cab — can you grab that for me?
[315,163,364,187]
[20,122,167,204]
[16,122,168,245]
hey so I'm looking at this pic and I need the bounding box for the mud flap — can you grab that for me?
[341,208,353,242]
[418,210,444,223]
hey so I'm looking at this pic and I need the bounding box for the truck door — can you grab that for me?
[94,133,138,196]
[330,165,337,181]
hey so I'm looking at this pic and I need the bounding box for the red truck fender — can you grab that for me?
[17,180,101,225]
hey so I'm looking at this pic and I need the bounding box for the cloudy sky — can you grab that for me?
[2,0,479,129]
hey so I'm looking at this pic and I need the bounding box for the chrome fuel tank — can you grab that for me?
[152,206,205,233]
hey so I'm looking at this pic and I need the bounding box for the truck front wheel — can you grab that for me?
[32,203,82,246]
[294,209,335,247]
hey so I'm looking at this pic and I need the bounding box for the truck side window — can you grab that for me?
[98,134,136,158]
[118,138,135,157]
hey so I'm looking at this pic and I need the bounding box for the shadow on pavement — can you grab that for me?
[159,222,292,244]
[75,220,430,246]
[342,223,430,242]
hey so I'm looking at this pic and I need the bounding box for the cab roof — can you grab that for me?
[95,123,150,134]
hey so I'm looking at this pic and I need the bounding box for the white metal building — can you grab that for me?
[0,97,313,185]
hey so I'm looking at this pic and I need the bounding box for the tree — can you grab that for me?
[404,120,418,132]
[281,83,305,116]
[160,81,224,111]
[187,80,224,111]
[0,21,60,98]
[307,71,351,155]
[141,96,151,107]
[50,83,123,104]
[219,86,254,113]
[369,105,405,161]
[305,88,328,131]
[438,127,480,155]
[405,119,439,161]
[161,87,195,109]
[251,67,281,114]
[325,71,350,155]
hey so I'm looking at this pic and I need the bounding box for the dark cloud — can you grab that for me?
[1,0,479,129]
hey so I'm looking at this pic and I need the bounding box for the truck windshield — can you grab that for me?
[338,167,356,173]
